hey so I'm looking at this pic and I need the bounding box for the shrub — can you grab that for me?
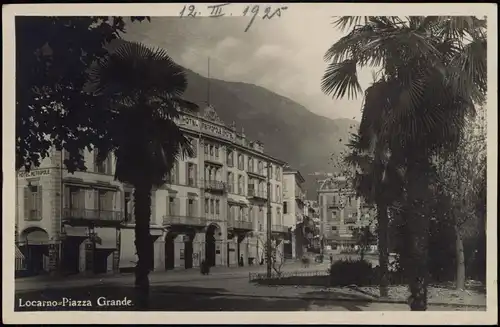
[329,258,374,286]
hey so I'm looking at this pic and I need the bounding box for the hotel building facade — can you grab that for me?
[317,176,376,251]
[282,169,306,259]
[15,105,288,275]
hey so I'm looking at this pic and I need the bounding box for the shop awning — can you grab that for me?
[15,246,26,271]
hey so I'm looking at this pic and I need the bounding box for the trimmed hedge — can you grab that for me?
[329,258,375,286]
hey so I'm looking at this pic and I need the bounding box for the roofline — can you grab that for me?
[283,170,305,183]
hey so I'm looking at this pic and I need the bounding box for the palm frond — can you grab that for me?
[321,59,362,99]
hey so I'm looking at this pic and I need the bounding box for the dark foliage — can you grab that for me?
[329,258,374,286]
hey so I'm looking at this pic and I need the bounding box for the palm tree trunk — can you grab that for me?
[405,159,431,311]
[133,181,153,310]
[377,201,389,298]
[454,224,466,290]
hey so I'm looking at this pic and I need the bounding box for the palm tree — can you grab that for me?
[322,16,486,310]
[88,41,197,308]
[344,133,404,297]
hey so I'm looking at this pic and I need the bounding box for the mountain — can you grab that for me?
[181,68,358,199]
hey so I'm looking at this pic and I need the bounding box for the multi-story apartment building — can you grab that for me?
[282,169,306,259]
[15,104,288,276]
[318,176,376,251]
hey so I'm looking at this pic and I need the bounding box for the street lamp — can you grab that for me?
[266,164,272,278]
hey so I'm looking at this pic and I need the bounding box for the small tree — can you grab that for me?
[352,225,376,261]
[257,236,285,277]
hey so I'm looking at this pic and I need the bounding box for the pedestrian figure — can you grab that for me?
[239,255,244,267]
[200,259,210,275]
[329,253,333,265]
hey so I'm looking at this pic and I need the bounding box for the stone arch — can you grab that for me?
[20,227,49,244]
[205,223,221,267]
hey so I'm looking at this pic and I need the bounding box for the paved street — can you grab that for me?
[13,260,484,312]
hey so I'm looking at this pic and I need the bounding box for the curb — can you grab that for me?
[155,289,487,309]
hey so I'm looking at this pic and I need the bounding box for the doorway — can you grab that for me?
[184,238,193,269]
[205,224,217,267]
[165,235,175,270]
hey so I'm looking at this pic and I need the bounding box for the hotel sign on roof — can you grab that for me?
[176,108,236,142]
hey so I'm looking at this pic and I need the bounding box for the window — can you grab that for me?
[258,161,263,174]
[210,199,215,214]
[348,226,355,232]
[227,149,234,167]
[238,175,244,195]
[210,145,214,156]
[348,196,352,205]
[248,157,253,172]
[332,211,337,219]
[227,172,233,193]
[205,199,209,214]
[276,167,281,181]
[331,226,337,231]
[215,145,219,158]
[238,154,244,170]
[283,201,288,214]
[277,207,281,224]
[168,197,176,215]
[167,162,178,184]
[190,139,198,157]
[205,144,209,155]
[228,205,232,220]
[215,200,220,215]
[187,163,196,186]
[276,185,280,203]
[188,199,195,216]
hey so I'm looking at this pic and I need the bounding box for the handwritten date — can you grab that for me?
[179,3,288,32]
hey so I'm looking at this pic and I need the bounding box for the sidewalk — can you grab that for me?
[15,261,329,292]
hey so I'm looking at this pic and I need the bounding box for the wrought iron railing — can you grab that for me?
[228,220,253,230]
[248,188,267,200]
[271,224,288,233]
[249,270,329,281]
[202,180,227,192]
[162,214,206,227]
[63,208,123,221]
[26,210,42,221]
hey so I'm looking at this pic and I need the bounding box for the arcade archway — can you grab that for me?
[205,224,220,267]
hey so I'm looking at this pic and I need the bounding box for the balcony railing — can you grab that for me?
[271,225,288,233]
[26,210,42,221]
[205,155,223,165]
[344,217,358,224]
[247,170,266,179]
[63,208,123,221]
[248,188,267,200]
[228,220,253,231]
[202,180,227,193]
[163,214,206,227]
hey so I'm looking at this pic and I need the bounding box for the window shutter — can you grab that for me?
[64,186,70,209]
[193,164,198,185]
[94,189,99,210]
[176,198,181,215]
[37,185,43,220]
[193,139,198,157]
[24,187,31,221]
[186,198,190,216]
[185,162,189,185]
[150,191,156,222]
[166,196,170,216]
[194,199,198,216]
[93,150,98,172]
[175,162,180,184]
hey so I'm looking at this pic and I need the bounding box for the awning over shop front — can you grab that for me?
[15,246,26,271]
[228,198,249,207]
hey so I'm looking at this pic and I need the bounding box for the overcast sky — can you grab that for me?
[123,5,374,121]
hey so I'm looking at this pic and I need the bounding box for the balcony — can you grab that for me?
[228,220,253,231]
[205,155,223,166]
[271,225,288,233]
[344,216,358,224]
[202,180,227,193]
[62,208,123,224]
[247,170,266,180]
[248,188,267,201]
[25,210,42,221]
[163,214,206,227]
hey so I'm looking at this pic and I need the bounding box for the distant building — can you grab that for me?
[317,176,376,251]
[15,105,288,276]
[282,168,307,259]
